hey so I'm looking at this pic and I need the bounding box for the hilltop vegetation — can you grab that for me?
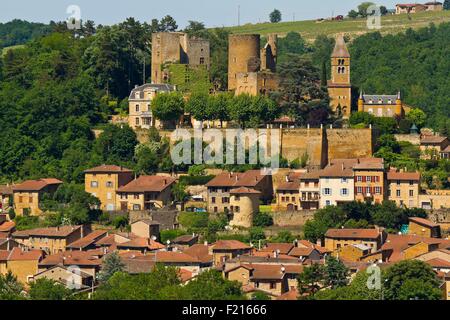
[0,19,51,48]
[226,10,450,42]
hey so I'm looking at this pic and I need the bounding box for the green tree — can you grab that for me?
[444,0,450,10]
[324,256,349,289]
[348,10,359,19]
[269,9,282,23]
[0,271,24,300]
[152,92,185,122]
[383,260,441,300]
[406,108,426,128]
[98,252,126,283]
[298,263,325,296]
[28,278,72,300]
[172,182,188,203]
[253,212,273,227]
[358,2,376,17]
[186,91,209,121]
[159,15,178,32]
[93,124,138,164]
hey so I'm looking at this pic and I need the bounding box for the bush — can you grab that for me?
[253,212,273,227]
[178,212,209,229]
[112,216,129,229]
[249,227,266,242]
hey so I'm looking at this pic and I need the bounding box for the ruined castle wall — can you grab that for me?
[326,128,374,160]
[281,128,326,168]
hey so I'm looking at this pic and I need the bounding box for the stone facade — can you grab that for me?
[151,32,210,84]
[229,189,260,228]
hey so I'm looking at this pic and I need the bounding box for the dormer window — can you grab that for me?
[135,92,140,99]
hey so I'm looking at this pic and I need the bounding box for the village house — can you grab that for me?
[130,219,160,240]
[205,170,273,214]
[319,159,356,208]
[37,249,104,279]
[387,169,420,208]
[210,240,252,267]
[116,175,176,211]
[418,189,450,210]
[116,236,165,254]
[12,225,85,254]
[128,83,175,130]
[275,173,301,211]
[408,217,441,238]
[357,92,405,118]
[12,178,62,216]
[4,247,45,284]
[34,264,94,290]
[395,3,428,14]
[424,1,444,11]
[84,165,134,211]
[324,228,386,253]
[419,135,449,159]
[353,158,385,205]
[299,171,320,210]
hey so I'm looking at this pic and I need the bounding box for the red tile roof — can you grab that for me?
[387,170,420,181]
[13,226,81,238]
[13,178,62,192]
[212,240,252,251]
[153,251,200,263]
[182,244,212,263]
[420,135,448,144]
[425,258,450,268]
[0,185,14,195]
[0,221,15,233]
[276,180,300,191]
[325,228,381,240]
[84,165,133,173]
[39,251,102,267]
[116,237,165,251]
[409,217,439,228]
[229,187,261,194]
[66,230,108,249]
[117,176,176,193]
[8,247,44,261]
[0,250,10,261]
[206,170,267,188]
[261,243,294,255]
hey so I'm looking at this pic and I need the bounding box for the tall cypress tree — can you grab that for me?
[321,60,328,87]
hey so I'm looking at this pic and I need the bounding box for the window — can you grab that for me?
[409,190,414,197]
[135,118,140,126]
[29,196,33,203]
[106,181,113,188]
[133,204,141,211]
[235,196,240,201]
[134,194,139,200]
[270,282,276,289]
[222,197,229,203]
[214,207,218,213]
[199,57,205,65]
[357,187,363,194]
[365,187,371,195]
[409,180,414,186]
[396,190,401,197]
[235,206,240,213]
[291,197,295,202]
[211,197,216,204]
[367,176,372,182]
[324,188,331,195]
[341,188,348,196]
[90,181,98,188]
[135,105,140,112]
[326,200,331,206]
[375,187,381,194]
[341,178,348,183]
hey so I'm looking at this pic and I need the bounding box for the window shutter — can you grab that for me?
[362,176,366,182]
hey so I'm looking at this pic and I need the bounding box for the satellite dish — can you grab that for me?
[151,235,157,241]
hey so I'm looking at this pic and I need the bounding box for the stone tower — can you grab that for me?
[229,187,261,229]
[328,35,352,118]
[395,91,403,116]
[228,34,261,91]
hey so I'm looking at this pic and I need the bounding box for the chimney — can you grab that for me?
[341,163,344,171]
[281,266,286,273]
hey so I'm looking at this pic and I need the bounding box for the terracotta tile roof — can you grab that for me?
[116,237,165,251]
[123,258,155,274]
[261,243,294,255]
[276,288,299,300]
[183,244,212,264]
[276,180,300,191]
[0,221,15,233]
[325,228,381,240]
[0,185,14,195]
[420,135,448,144]
[352,158,384,170]
[0,250,10,261]
[381,234,450,262]
[94,234,117,246]
[387,170,420,181]
[245,263,303,280]
[13,178,62,192]
[153,251,200,263]
[320,160,357,178]
[13,226,81,238]
[117,176,176,193]
[84,165,133,173]
[251,251,297,260]
[172,234,198,244]
[288,247,315,257]
[66,230,108,249]
[206,170,267,188]
[409,217,439,228]
[212,240,252,251]
[442,145,450,153]
[178,268,194,283]
[39,251,102,267]
[8,247,44,261]
[300,171,320,180]
[297,240,331,254]
[425,258,450,268]
[229,187,261,194]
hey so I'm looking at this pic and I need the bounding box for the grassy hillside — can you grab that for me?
[226,11,450,41]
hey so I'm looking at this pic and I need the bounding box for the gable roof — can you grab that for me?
[387,170,420,181]
[13,226,81,238]
[206,170,267,188]
[409,217,439,228]
[260,243,294,255]
[229,187,261,194]
[39,250,102,267]
[212,240,252,251]
[325,228,381,240]
[420,135,448,144]
[66,230,108,250]
[0,221,16,233]
[8,247,44,261]
[84,165,133,173]
[116,237,165,251]
[117,176,176,193]
[13,178,62,192]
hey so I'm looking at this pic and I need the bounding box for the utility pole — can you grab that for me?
[238,5,241,26]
